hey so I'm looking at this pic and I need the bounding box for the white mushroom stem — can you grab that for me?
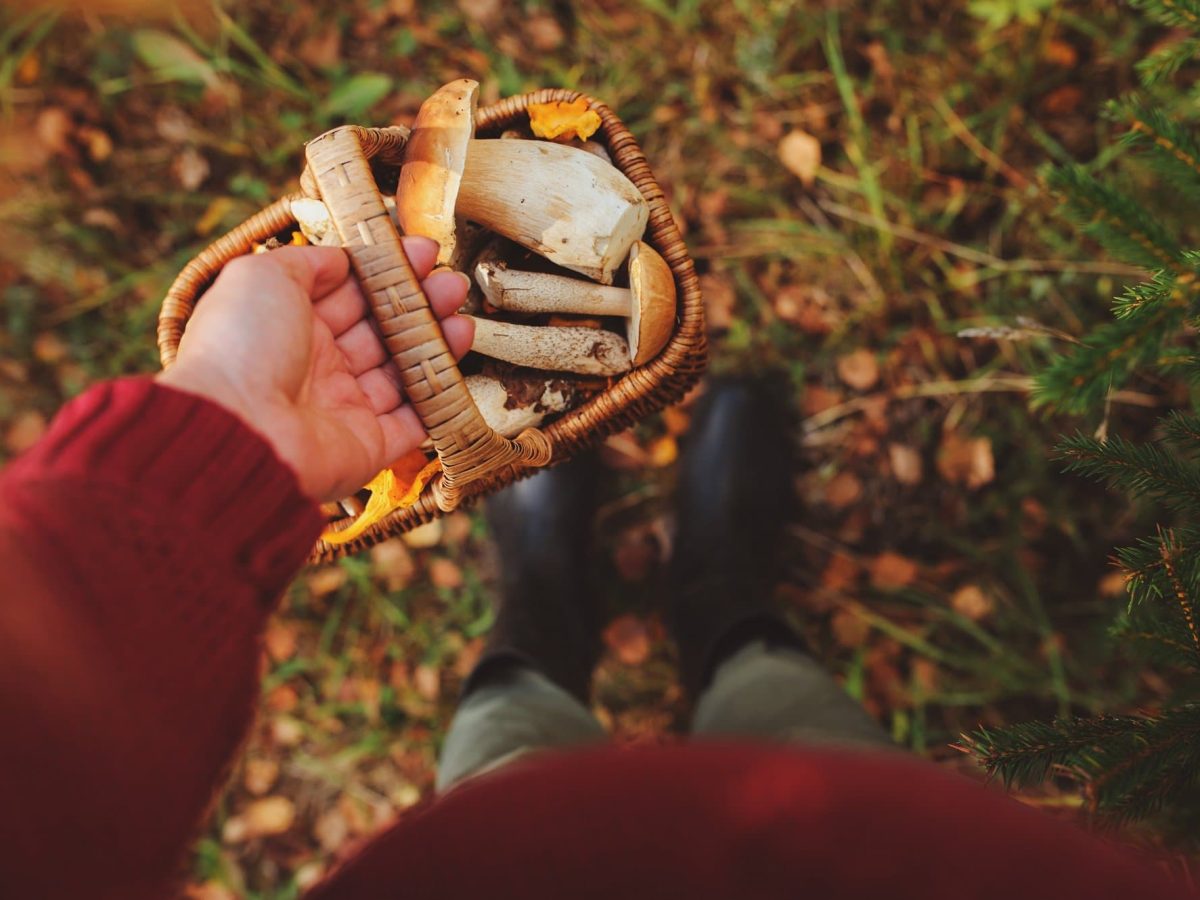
[398,80,648,284]
[466,316,631,377]
[456,139,647,284]
[476,262,631,316]
[465,374,573,437]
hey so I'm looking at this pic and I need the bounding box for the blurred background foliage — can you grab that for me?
[1,0,1195,894]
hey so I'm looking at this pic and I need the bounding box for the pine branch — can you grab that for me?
[1132,0,1200,33]
[1111,269,1197,319]
[1138,37,1200,86]
[1157,527,1200,664]
[1057,432,1200,511]
[1164,410,1200,451]
[963,716,1147,788]
[1050,166,1181,270]
[1115,100,1200,208]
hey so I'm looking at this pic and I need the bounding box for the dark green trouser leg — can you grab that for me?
[436,640,889,791]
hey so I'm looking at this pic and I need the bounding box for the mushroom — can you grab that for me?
[465,316,632,377]
[475,240,676,367]
[465,373,576,437]
[292,195,403,247]
[397,79,648,284]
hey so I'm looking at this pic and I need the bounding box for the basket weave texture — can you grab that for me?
[158,89,707,562]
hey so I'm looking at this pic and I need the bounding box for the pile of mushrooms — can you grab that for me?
[292,78,677,440]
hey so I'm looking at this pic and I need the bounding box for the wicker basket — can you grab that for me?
[158,89,707,563]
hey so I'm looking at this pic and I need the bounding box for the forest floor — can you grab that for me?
[0,0,1179,895]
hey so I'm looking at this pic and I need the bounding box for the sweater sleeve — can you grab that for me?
[0,377,323,899]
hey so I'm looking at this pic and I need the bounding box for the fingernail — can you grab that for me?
[452,271,472,291]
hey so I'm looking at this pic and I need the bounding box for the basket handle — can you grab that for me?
[303,126,551,510]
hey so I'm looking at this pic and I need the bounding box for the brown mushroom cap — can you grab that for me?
[397,78,479,266]
[627,241,676,366]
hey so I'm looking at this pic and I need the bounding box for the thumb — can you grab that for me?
[265,245,352,301]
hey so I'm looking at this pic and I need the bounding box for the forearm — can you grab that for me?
[0,378,322,898]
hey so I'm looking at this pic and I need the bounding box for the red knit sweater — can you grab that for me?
[0,378,1191,899]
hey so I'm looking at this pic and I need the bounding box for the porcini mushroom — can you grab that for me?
[465,373,576,437]
[398,79,648,284]
[466,317,632,377]
[475,241,676,366]
[292,195,403,247]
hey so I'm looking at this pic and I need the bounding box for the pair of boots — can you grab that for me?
[466,377,804,706]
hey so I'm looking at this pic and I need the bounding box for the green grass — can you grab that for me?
[0,0,1178,891]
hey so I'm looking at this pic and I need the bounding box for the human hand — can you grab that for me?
[158,239,472,502]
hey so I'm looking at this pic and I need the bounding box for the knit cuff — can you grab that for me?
[11,376,323,596]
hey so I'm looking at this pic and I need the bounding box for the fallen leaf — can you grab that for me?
[951,584,993,621]
[243,757,279,796]
[32,332,68,363]
[457,0,502,24]
[131,29,220,89]
[298,28,342,69]
[442,511,474,545]
[662,404,691,436]
[821,554,860,592]
[699,272,736,331]
[184,883,237,900]
[429,556,463,590]
[35,107,72,156]
[242,796,295,839]
[524,13,565,51]
[836,348,880,391]
[4,410,46,454]
[528,98,602,142]
[778,129,822,186]
[802,385,844,416]
[647,434,678,467]
[1041,84,1084,117]
[453,637,485,678]
[613,524,661,581]
[831,608,870,647]
[270,716,304,747]
[937,431,994,489]
[912,658,939,694]
[195,196,235,236]
[1098,570,1129,598]
[1043,38,1078,67]
[402,519,443,549]
[603,614,651,665]
[414,664,440,702]
[263,622,298,662]
[266,685,298,713]
[600,430,649,470]
[869,552,918,590]
[371,538,415,592]
[307,566,347,598]
[313,809,350,852]
[172,146,209,191]
[824,471,862,509]
[887,443,923,485]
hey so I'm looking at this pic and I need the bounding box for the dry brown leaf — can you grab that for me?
[298,28,342,69]
[824,471,863,509]
[887,443,923,486]
[263,621,298,663]
[442,511,474,545]
[184,883,237,900]
[266,685,298,713]
[402,519,443,549]
[778,129,821,187]
[242,796,295,839]
[414,664,440,702]
[662,404,691,436]
[32,332,68,364]
[603,613,651,666]
[4,410,46,454]
[1098,570,1129,598]
[454,637,485,678]
[370,538,415,592]
[307,566,347,598]
[951,584,993,621]
[802,385,844,417]
[35,107,72,155]
[79,126,113,163]
[457,0,502,24]
[172,146,209,191]
[1043,39,1078,67]
[836,348,880,391]
[270,716,304,747]
[821,554,860,592]
[698,272,736,331]
[831,608,870,648]
[1041,85,1084,116]
[937,431,994,489]
[313,808,350,853]
[429,556,464,590]
[600,430,649,470]
[524,13,565,50]
[242,757,279,796]
[869,551,918,590]
[647,434,678,467]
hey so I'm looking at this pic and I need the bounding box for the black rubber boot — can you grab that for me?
[668,376,805,699]
[464,454,603,704]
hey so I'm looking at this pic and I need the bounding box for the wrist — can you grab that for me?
[156,363,307,491]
